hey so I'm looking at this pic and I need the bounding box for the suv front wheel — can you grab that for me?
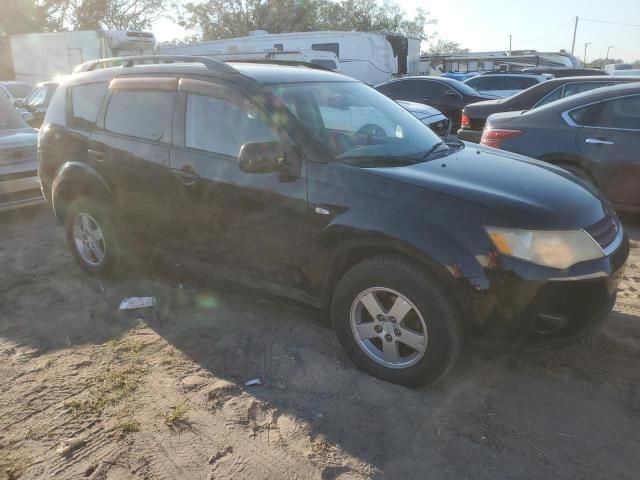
[65,197,121,277]
[331,255,464,387]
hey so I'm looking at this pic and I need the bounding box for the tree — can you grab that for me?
[424,37,468,56]
[179,0,433,41]
[587,57,624,69]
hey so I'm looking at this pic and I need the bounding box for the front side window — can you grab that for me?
[185,92,278,157]
[5,83,32,98]
[104,89,175,142]
[267,81,441,163]
[69,82,108,130]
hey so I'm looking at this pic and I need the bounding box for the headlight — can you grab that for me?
[485,227,604,269]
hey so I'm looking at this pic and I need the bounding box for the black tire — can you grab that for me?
[65,197,122,277]
[331,255,464,387]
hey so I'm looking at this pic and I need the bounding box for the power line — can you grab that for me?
[579,18,640,28]
[526,19,575,42]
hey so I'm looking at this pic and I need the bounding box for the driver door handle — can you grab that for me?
[585,138,614,145]
[171,166,199,186]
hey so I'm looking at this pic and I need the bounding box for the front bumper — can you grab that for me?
[457,128,482,143]
[466,227,629,355]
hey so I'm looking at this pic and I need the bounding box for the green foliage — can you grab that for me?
[179,0,434,41]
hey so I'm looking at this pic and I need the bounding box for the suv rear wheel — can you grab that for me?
[331,255,463,387]
[65,197,121,277]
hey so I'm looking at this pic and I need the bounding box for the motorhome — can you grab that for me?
[160,30,420,85]
[9,30,156,83]
[421,50,581,75]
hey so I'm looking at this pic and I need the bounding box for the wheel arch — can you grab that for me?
[51,162,113,222]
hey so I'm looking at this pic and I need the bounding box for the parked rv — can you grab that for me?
[9,30,156,83]
[160,31,419,85]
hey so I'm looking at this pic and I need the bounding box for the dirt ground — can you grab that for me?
[1,205,639,480]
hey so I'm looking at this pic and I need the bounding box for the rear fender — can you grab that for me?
[51,161,112,221]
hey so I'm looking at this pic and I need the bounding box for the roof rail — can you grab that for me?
[222,59,334,71]
[73,55,238,75]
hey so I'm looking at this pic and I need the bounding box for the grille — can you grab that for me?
[585,215,618,249]
[0,145,37,166]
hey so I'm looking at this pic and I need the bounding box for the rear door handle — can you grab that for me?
[87,149,105,162]
[585,138,614,145]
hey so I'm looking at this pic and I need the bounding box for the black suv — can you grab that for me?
[39,56,629,387]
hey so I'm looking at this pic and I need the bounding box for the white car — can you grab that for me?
[0,81,34,105]
[463,73,549,98]
[0,95,42,210]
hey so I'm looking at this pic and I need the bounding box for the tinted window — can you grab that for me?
[312,43,339,57]
[69,82,108,130]
[104,90,174,142]
[563,81,613,97]
[185,92,278,157]
[465,77,489,90]
[592,95,640,130]
[534,85,563,108]
[311,59,338,70]
[0,95,27,130]
[5,83,32,98]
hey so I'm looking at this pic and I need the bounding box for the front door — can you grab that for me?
[168,78,309,287]
[575,94,640,208]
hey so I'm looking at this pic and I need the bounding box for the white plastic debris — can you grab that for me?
[244,378,262,386]
[119,297,156,310]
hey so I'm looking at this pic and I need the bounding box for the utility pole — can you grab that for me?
[571,16,579,55]
[583,42,592,66]
[509,34,512,54]
[606,45,614,61]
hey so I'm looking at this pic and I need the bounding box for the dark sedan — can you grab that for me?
[481,83,640,211]
[459,76,639,143]
[375,76,495,131]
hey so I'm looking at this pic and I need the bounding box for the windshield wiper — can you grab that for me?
[338,155,416,167]
[421,141,447,159]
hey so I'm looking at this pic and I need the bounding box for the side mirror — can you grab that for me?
[14,99,24,108]
[238,141,285,174]
[20,111,33,123]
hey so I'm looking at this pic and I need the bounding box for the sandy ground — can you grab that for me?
[1,205,639,480]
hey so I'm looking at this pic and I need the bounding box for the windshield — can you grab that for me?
[266,81,442,163]
[4,83,32,98]
[0,95,28,130]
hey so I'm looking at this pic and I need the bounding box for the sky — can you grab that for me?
[153,0,640,62]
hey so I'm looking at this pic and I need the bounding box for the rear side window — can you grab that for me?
[68,82,108,129]
[104,90,175,143]
[563,81,612,97]
[592,95,640,130]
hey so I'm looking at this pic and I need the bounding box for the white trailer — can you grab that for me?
[160,30,420,85]
[10,30,156,83]
[198,48,341,72]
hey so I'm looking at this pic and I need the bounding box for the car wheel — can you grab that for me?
[331,255,464,387]
[65,197,121,277]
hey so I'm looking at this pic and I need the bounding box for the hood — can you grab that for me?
[396,100,442,117]
[367,143,609,229]
[0,128,38,148]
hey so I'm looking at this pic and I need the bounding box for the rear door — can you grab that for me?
[575,94,640,207]
[88,77,177,246]
[167,78,309,287]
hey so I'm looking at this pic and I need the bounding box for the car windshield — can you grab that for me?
[265,81,444,164]
[0,95,28,130]
[4,83,32,98]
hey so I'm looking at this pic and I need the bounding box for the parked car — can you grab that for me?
[39,56,628,386]
[459,76,640,143]
[0,95,42,211]
[441,72,480,82]
[0,81,34,104]
[521,67,609,77]
[481,83,640,212]
[375,76,496,130]
[396,100,451,137]
[464,73,549,98]
[16,81,59,128]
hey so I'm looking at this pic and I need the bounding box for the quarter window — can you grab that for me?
[68,82,108,130]
[104,90,175,142]
[185,92,278,157]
